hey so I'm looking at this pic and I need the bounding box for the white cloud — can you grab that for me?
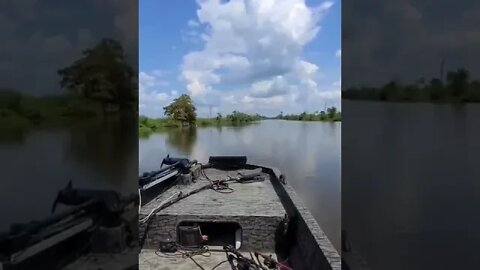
[177,0,338,115]
[42,35,72,53]
[187,19,200,27]
[0,0,137,95]
[94,0,138,61]
[335,48,341,57]
[139,70,176,115]
[249,76,290,98]
[343,0,480,87]
[77,29,94,45]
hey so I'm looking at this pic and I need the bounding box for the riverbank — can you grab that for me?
[273,108,341,122]
[342,70,480,103]
[139,114,261,137]
[139,110,342,137]
[342,87,480,103]
[0,90,136,134]
[275,115,341,122]
[0,92,84,135]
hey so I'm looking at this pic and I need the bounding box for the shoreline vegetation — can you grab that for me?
[0,91,96,131]
[139,94,267,137]
[139,111,264,137]
[343,68,480,103]
[272,106,341,122]
[0,39,137,133]
[139,94,341,137]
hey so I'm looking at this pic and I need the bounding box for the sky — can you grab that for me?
[0,0,137,96]
[140,0,341,117]
[343,0,480,88]
[3,0,479,111]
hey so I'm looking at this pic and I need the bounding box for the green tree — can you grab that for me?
[427,78,443,100]
[163,94,196,125]
[319,111,326,120]
[327,107,337,119]
[216,113,223,122]
[228,110,239,122]
[381,80,399,101]
[0,90,22,113]
[57,39,136,112]
[447,68,469,98]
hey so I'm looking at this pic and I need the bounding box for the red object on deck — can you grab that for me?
[277,261,294,270]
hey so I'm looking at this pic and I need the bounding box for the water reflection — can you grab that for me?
[0,118,136,231]
[343,101,480,270]
[0,125,31,145]
[139,120,341,251]
[64,118,138,186]
[164,127,197,155]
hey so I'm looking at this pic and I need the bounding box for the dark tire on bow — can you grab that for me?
[279,174,286,184]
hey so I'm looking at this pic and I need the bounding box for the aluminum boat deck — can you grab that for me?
[140,168,285,218]
[139,167,287,253]
[140,249,277,270]
[138,160,341,270]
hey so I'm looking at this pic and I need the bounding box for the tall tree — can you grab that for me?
[327,106,337,119]
[57,39,136,112]
[163,94,197,125]
[216,113,222,122]
[447,68,469,98]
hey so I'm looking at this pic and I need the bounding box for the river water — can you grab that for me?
[3,101,479,269]
[343,101,480,270]
[0,119,137,232]
[0,119,341,252]
[139,120,341,251]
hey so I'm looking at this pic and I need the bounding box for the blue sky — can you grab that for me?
[140,0,341,117]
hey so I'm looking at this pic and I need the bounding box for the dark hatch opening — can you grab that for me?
[177,221,242,248]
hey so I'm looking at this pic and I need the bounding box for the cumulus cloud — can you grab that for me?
[187,19,200,27]
[176,0,338,116]
[139,70,176,115]
[249,76,290,98]
[94,0,138,65]
[181,29,202,44]
[0,0,137,95]
[343,0,480,88]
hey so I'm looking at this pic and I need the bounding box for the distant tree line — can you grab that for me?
[343,68,480,102]
[215,111,264,123]
[0,90,72,124]
[162,94,265,126]
[139,94,264,136]
[274,107,341,122]
[1,38,137,128]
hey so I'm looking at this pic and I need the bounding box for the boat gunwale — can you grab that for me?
[139,160,341,270]
[254,163,341,270]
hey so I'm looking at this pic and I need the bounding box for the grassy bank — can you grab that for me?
[196,118,259,127]
[274,108,341,122]
[343,85,480,103]
[342,69,480,103]
[0,91,90,129]
[139,112,262,137]
[139,117,177,136]
[0,90,135,135]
